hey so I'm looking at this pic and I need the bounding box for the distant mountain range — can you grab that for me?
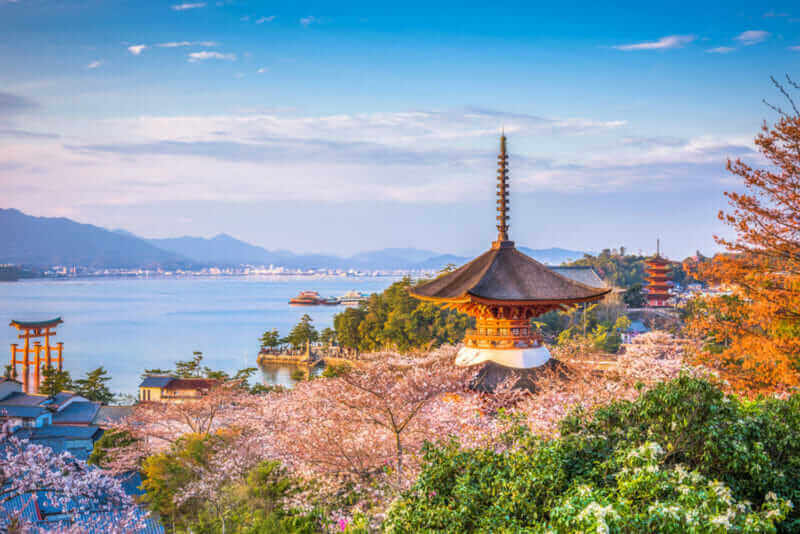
[0,208,190,268]
[0,208,588,270]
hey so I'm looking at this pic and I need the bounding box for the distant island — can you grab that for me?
[0,208,588,276]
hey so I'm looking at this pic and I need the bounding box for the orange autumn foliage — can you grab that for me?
[687,77,800,394]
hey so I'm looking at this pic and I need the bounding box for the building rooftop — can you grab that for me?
[0,377,22,386]
[15,424,102,441]
[627,320,649,334]
[411,244,610,303]
[0,405,48,418]
[0,391,48,407]
[93,405,134,426]
[50,391,82,410]
[164,378,219,391]
[52,401,100,425]
[139,376,175,388]
[550,266,607,289]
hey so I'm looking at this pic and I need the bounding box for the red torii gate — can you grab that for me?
[9,318,64,395]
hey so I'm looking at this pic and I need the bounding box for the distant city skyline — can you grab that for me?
[2,1,798,259]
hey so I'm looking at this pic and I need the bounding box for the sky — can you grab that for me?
[1,1,799,259]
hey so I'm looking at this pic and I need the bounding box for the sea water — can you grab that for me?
[0,276,395,395]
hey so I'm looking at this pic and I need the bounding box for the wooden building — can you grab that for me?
[138,376,220,403]
[645,241,672,307]
[410,134,610,370]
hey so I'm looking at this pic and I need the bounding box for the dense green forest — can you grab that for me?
[332,276,473,353]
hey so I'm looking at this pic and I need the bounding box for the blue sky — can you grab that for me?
[1,0,799,259]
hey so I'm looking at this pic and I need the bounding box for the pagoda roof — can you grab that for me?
[645,256,670,265]
[550,266,607,289]
[411,242,610,304]
[9,317,63,329]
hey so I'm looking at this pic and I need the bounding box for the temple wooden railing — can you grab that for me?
[463,328,543,350]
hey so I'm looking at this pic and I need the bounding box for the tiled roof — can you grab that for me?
[14,426,103,461]
[50,392,79,409]
[164,378,219,390]
[16,424,102,441]
[411,244,611,302]
[1,493,40,524]
[0,405,48,418]
[52,401,100,425]
[0,377,22,385]
[1,442,165,533]
[550,267,607,289]
[139,376,175,388]
[0,392,48,407]
[93,405,133,426]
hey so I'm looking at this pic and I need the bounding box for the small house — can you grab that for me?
[622,320,650,344]
[138,376,220,403]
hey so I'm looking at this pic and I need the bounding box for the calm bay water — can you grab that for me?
[0,276,395,395]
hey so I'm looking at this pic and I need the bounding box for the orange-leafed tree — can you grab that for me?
[687,75,800,393]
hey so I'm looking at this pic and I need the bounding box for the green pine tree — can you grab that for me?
[39,366,73,397]
[259,329,281,350]
[74,366,115,404]
[175,351,204,378]
[285,315,319,349]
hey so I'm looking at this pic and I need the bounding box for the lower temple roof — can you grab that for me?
[411,242,610,304]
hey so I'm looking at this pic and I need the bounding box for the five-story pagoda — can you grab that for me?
[645,240,671,307]
[410,134,610,369]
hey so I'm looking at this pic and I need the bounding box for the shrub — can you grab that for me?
[322,362,352,378]
[385,376,799,533]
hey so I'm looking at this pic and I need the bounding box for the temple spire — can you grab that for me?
[494,132,511,248]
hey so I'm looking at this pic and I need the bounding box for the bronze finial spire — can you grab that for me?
[493,132,512,248]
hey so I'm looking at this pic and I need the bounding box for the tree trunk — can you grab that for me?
[395,431,403,483]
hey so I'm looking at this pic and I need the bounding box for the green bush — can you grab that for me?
[385,376,799,533]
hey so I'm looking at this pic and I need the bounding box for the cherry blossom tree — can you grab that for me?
[109,334,712,526]
[267,347,476,487]
[0,423,143,533]
[103,381,251,473]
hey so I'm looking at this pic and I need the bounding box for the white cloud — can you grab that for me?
[764,10,789,18]
[158,41,218,48]
[255,16,275,24]
[127,44,147,55]
[239,15,249,21]
[171,2,206,11]
[1,106,758,230]
[187,51,236,62]
[614,35,695,51]
[706,46,736,54]
[86,60,103,69]
[257,67,268,73]
[789,45,800,51]
[735,30,770,45]
[300,16,317,27]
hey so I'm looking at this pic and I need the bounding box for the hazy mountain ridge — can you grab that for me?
[1,209,588,270]
[0,209,191,268]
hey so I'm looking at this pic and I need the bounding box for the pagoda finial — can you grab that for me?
[657,238,660,257]
[493,133,511,248]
